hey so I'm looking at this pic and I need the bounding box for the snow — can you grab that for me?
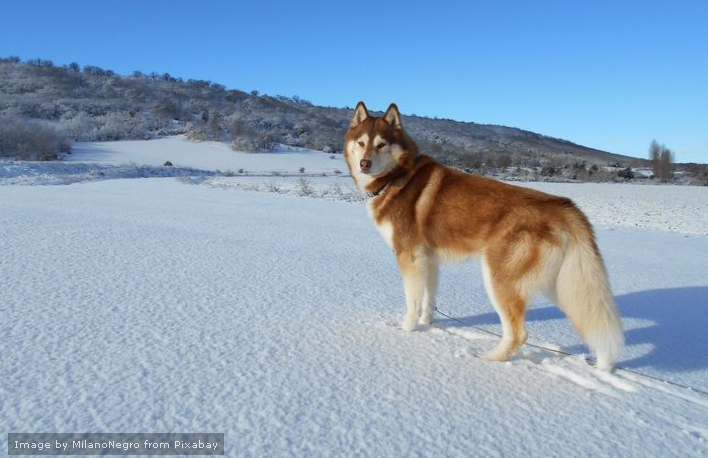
[1,137,707,456]
[0,161,215,186]
[518,182,708,236]
[68,135,347,175]
[200,176,708,236]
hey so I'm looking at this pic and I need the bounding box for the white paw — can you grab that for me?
[595,356,614,372]
[401,317,418,332]
[483,344,511,362]
[419,313,433,326]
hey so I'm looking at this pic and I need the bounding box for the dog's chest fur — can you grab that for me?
[367,199,394,248]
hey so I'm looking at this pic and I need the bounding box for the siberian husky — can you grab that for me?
[344,102,623,371]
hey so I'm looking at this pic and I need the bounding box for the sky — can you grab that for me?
[1,0,706,163]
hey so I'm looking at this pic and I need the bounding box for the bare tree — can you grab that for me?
[659,145,674,182]
[649,140,674,182]
[649,140,661,177]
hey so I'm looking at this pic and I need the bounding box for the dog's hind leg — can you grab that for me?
[481,255,530,361]
[419,257,439,326]
[397,250,427,331]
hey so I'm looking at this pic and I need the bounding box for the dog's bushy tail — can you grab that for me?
[554,218,624,371]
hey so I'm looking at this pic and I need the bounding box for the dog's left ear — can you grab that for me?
[383,103,403,129]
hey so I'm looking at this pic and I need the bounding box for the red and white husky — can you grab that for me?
[344,102,623,371]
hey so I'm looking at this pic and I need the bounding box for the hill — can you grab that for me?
[0,56,634,169]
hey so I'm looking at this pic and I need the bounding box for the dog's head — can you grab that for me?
[344,102,418,191]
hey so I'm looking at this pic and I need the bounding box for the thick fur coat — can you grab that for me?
[344,102,624,371]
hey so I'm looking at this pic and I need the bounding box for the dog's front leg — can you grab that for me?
[397,251,425,331]
[419,258,439,326]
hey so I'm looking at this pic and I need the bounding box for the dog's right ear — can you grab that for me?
[350,101,370,128]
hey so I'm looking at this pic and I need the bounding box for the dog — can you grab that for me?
[344,102,624,371]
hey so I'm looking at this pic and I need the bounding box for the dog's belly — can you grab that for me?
[434,247,477,264]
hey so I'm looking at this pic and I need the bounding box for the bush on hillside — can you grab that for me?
[0,115,71,160]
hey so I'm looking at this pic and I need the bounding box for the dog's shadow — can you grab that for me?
[439,287,708,373]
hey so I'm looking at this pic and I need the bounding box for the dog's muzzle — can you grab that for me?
[360,159,372,174]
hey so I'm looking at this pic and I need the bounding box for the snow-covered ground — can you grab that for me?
[201,176,708,236]
[2,138,707,456]
[69,135,348,175]
[520,181,708,236]
[0,136,347,185]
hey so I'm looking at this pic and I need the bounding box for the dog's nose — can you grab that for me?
[360,159,372,173]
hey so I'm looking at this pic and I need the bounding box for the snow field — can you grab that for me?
[1,179,707,456]
[2,137,708,456]
[68,136,348,175]
[3,136,707,236]
[519,181,708,236]
[201,176,708,236]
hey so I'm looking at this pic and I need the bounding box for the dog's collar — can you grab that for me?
[364,166,408,198]
[367,182,391,198]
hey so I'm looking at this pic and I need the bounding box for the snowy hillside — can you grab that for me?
[0,58,634,167]
[1,138,707,456]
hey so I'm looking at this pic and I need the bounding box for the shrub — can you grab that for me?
[617,167,634,180]
[254,133,276,152]
[297,178,313,196]
[265,181,281,193]
[93,112,150,141]
[59,112,98,141]
[186,123,207,141]
[0,115,71,160]
[687,164,708,186]
[540,164,556,177]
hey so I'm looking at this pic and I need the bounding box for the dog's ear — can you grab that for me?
[350,101,370,128]
[383,103,402,129]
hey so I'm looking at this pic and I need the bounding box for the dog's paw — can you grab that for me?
[401,318,418,332]
[595,356,614,372]
[418,313,433,326]
[483,344,511,362]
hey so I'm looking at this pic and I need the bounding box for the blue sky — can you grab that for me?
[1,0,706,162]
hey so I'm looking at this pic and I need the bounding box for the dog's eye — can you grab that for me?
[357,141,365,147]
[377,142,386,149]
